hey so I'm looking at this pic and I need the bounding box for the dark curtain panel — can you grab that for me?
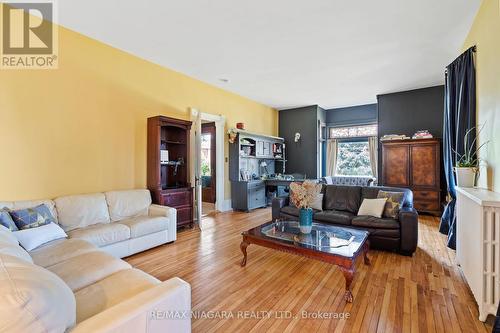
[439,46,476,249]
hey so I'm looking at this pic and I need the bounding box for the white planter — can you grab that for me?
[455,167,476,188]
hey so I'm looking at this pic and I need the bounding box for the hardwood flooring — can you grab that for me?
[126,208,493,333]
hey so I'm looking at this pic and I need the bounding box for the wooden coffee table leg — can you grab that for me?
[363,241,371,266]
[340,266,354,303]
[240,239,249,267]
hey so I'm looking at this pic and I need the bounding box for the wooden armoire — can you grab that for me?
[147,116,194,228]
[381,138,442,215]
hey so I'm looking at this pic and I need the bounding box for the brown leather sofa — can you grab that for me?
[272,185,418,256]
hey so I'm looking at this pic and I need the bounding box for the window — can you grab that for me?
[330,124,377,139]
[336,141,372,176]
[329,124,377,177]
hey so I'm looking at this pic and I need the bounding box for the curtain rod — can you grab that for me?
[445,45,476,73]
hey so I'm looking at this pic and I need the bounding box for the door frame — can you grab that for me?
[190,108,226,215]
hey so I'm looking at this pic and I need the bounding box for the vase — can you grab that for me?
[299,208,313,234]
[455,167,476,188]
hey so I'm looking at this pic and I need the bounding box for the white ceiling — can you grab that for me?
[57,0,480,109]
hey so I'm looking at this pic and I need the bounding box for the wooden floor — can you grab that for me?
[126,208,493,333]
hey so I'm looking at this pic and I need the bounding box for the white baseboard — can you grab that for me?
[218,199,233,212]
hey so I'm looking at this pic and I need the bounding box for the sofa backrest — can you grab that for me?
[323,185,362,214]
[361,186,413,208]
[105,189,152,222]
[55,193,111,232]
[0,253,76,332]
[0,199,58,223]
[322,184,414,212]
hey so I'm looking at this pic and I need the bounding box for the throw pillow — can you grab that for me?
[310,193,324,211]
[13,223,67,251]
[377,190,405,218]
[9,204,56,230]
[357,198,387,218]
[0,208,18,231]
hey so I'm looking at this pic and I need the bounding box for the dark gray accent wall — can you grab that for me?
[279,105,320,179]
[326,104,378,126]
[377,85,445,180]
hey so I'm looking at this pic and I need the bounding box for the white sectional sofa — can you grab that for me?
[1,189,177,258]
[0,189,191,332]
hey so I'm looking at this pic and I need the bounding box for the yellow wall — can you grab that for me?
[463,0,500,191]
[0,26,277,201]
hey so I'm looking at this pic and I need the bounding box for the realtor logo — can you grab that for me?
[1,1,58,69]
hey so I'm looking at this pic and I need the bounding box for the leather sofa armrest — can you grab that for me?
[398,207,418,255]
[149,204,177,242]
[272,196,289,221]
[71,277,191,333]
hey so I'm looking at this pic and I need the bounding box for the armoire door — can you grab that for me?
[383,144,410,187]
[411,144,438,187]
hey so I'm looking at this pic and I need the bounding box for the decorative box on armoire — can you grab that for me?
[147,116,194,228]
[381,138,442,215]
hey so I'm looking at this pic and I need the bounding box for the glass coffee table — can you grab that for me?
[240,220,370,302]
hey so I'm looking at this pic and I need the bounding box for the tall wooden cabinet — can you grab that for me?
[381,138,442,215]
[147,116,194,228]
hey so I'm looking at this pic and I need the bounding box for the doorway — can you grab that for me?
[190,108,226,230]
[201,122,216,216]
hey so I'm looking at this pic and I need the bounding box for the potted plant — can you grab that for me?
[289,180,322,234]
[454,125,488,188]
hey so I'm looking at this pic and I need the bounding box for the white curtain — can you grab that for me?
[326,139,338,176]
[368,136,378,180]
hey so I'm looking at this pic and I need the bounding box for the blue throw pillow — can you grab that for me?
[9,204,56,230]
[0,208,18,231]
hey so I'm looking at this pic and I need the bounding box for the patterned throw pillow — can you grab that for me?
[377,190,405,218]
[9,204,56,230]
[0,208,18,231]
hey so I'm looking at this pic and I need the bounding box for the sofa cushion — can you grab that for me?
[281,205,300,217]
[75,268,160,323]
[324,185,362,213]
[0,239,33,263]
[68,223,131,247]
[105,189,152,222]
[313,210,354,225]
[118,216,169,238]
[29,238,96,268]
[0,254,76,332]
[55,193,111,232]
[357,227,400,239]
[47,251,131,291]
[352,216,400,229]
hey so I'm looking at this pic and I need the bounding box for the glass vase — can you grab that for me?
[299,208,313,234]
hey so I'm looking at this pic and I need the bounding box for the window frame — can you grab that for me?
[329,124,378,140]
[328,123,377,177]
